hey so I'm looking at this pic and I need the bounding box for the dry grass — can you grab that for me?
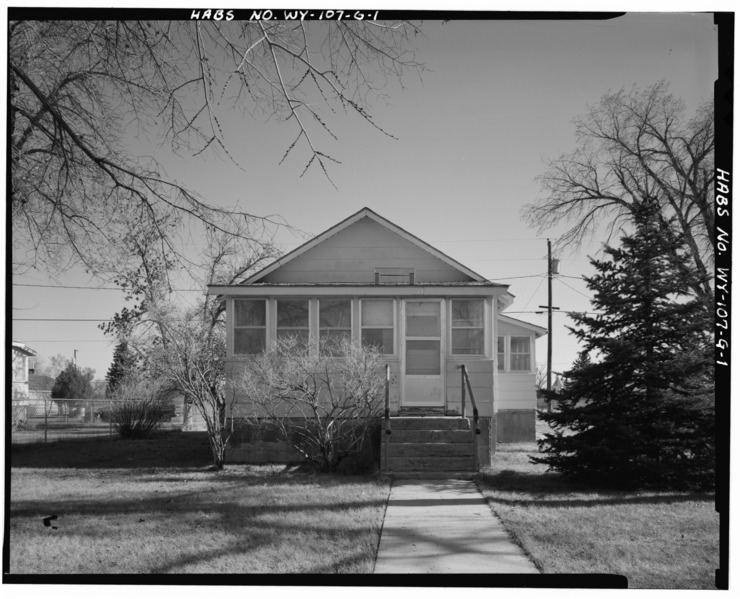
[477,441,719,589]
[9,433,390,574]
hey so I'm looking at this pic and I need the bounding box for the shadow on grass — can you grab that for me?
[10,480,386,574]
[478,457,714,508]
[11,431,215,469]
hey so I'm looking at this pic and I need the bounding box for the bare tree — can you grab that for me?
[10,19,423,276]
[523,82,714,302]
[101,212,279,468]
[239,336,386,472]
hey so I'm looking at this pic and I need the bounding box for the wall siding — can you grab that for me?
[497,373,537,410]
[262,217,473,284]
[445,359,494,417]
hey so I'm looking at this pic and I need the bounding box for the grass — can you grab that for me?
[9,432,390,574]
[477,438,719,589]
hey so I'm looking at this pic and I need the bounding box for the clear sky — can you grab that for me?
[9,10,720,382]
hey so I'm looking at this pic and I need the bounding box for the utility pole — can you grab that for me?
[539,240,559,410]
[73,349,78,369]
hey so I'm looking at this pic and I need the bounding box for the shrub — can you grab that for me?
[109,376,173,439]
[239,336,386,472]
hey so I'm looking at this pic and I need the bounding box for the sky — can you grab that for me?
[9,9,720,383]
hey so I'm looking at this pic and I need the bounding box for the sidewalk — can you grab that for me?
[374,478,540,574]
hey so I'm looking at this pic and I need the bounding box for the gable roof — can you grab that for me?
[497,314,548,338]
[12,341,37,357]
[241,207,488,285]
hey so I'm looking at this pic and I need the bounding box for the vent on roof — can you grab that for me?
[374,268,415,285]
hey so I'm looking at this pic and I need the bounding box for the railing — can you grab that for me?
[384,364,391,436]
[460,365,481,435]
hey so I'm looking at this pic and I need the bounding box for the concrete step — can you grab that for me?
[389,417,471,431]
[386,443,475,458]
[388,456,476,472]
[389,429,473,444]
[388,471,477,480]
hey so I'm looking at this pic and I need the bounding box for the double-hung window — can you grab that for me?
[319,298,352,355]
[497,336,505,370]
[234,299,266,355]
[496,336,532,371]
[360,299,394,354]
[277,299,310,348]
[510,336,532,371]
[451,299,485,355]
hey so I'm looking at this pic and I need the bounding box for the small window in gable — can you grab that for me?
[374,267,415,285]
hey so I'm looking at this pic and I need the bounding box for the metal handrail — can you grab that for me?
[384,364,391,435]
[460,365,481,434]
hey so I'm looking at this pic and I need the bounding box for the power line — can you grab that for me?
[22,340,112,343]
[13,283,202,291]
[556,278,593,300]
[13,318,113,322]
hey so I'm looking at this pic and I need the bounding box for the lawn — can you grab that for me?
[477,440,719,589]
[9,432,390,574]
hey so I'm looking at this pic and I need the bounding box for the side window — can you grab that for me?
[510,336,531,371]
[319,298,352,355]
[497,336,505,370]
[277,299,310,348]
[234,300,266,355]
[451,300,485,355]
[361,299,394,354]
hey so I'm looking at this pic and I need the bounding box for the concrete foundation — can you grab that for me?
[496,409,536,443]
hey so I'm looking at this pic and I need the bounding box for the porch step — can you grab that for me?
[388,456,476,472]
[387,443,474,458]
[381,416,478,476]
[387,471,476,480]
[390,417,472,430]
[391,429,472,444]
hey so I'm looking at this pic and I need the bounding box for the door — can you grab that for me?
[402,299,444,407]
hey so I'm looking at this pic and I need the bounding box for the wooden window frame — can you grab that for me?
[360,298,396,355]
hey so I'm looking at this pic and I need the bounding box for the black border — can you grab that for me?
[5,8,732,591]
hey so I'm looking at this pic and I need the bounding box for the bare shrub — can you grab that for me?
[109,376,173,439]
[239,337,386,472]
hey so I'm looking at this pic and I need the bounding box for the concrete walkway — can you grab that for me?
[374,478,540,574]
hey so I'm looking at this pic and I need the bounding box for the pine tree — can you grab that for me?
[534,201,714,490]
[105,341,138,397]
[51,363,94,399]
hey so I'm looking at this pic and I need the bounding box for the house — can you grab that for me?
[208,208,546,472]
[11,341,37,400]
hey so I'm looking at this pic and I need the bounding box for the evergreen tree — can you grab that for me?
[51,363,94,399]
[534,201,714,490]
[105,341,138,397]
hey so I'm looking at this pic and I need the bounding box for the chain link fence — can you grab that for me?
[11,397,185,444]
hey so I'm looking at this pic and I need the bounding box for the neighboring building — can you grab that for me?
[209,208,546,471]
[11,341,37,400]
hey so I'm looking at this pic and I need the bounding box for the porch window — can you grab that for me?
[277,299,310,347]
[510,336,531,371]
[361,299,394,354]
[451,299,484,355]
[319,298,352,355]
[234,299,266,355]
[497,336,505,370]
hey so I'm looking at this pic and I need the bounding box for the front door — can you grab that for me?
[402,299,444,407]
